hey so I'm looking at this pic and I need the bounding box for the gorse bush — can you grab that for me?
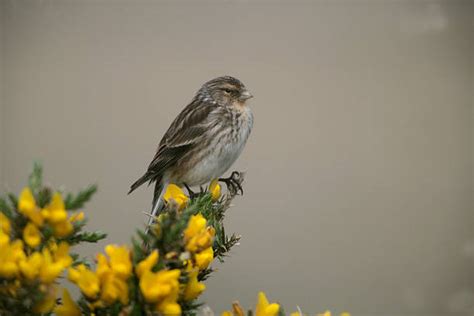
[0,163,350,316]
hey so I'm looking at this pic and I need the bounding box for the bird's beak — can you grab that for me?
[240,90,253,101]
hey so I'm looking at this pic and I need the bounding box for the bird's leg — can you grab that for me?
[219,171,244,195]
[184,183,197,199]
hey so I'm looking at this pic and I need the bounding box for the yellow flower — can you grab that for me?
[184,213,215,253]
[39,248,65,283]
[209,179,221,201]
[89,245,133,307]
[156,300,182,315]
[340,313,351,316]
[18,188,44,226]
[96,252,112,282]
[41,192,68,223]
[52,242,73,268]
[255,292,279,316]
[136,250,159,278]
[0,240,25,278]
[163,184,189,210]
[105,244,132,279]
[184,214,207,241]
[196,227,215,248]
[70,211,85,222]
[100,272,129,305]
[0,230,9,246]
[139,269,180,303]
[317,311,331,316]
[52,219,74,238]
[19,252,43,280]
[221,302,245,316]
[18,187,36,214]
[23,222,42,248]
[0,212,11,234]
[183,266,206,301]
[33,285,57,313]
[194,247,214,270]
[188,227,215,253]
[54,288,82,316]
[68,264,100,298]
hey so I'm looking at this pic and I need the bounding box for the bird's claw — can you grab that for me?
[184,183,198,199]
[183,183,207,199]
[219,171,244,195]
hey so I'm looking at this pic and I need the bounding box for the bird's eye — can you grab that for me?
[223,88,233,94]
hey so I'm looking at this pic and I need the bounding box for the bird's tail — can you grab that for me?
[128,172,152,194]
[145,181,168,229]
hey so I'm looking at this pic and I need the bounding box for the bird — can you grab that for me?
[129,76,254,226]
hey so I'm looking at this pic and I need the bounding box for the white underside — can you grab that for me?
[182,137,246,186]
[169,107,253,186]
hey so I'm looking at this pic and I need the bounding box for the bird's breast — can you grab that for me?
[176,107,253,186]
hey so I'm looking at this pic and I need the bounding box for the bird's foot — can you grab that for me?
[184,183,198,199]
[219,171,244,195]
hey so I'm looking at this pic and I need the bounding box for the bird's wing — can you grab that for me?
[146,99,215,177]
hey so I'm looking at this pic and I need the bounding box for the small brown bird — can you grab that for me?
[129,76,254,224]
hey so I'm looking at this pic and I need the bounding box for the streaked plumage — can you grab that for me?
[129,76,253,224]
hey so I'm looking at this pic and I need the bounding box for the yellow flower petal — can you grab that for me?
[0,261,19,278]
[10,240,26,262]
[23,222,42,248]
[54,288,82,316]
[195,247,214,270]
[18,188,36,214]
[18,188,44,226]
[105,244,132,279]
[39,248,64,283]
[53,242,73,268]
[43,192,68,223]
[52,220,74,238]
[183,267,206,301]
[265,304,280,316]
[184,214,207,241]
[0,230,10,246]
[184,214,215,253]
[139,269,180,303]
[209,179,221,201]
[256,292,280,316]
[156,301,182,315]
[96,253,112,282]
[68,264,100,298]
[19,252,43,280]
[100,273,129,305]
[70,211,85,222]
[163,184,189,210]
[0,212,11,234]
[136,250,159,278]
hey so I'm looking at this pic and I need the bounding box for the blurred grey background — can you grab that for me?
[0,0,473,315]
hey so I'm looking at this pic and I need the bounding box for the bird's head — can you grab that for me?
[199,76,253,106]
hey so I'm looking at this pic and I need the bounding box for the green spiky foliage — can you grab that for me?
[128,175,244,316]
[0,162,106,315]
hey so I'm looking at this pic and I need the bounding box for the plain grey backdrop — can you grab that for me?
[0,0,473,315]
